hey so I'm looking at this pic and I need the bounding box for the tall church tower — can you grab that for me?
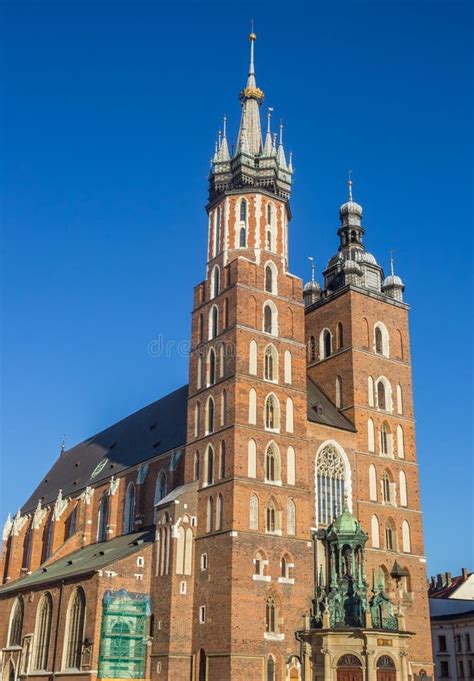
[183,32,313,680]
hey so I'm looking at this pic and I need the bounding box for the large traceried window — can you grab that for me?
[317,445,346,526]
[34,593,53,671]
[265,394,280,431]
[264,345,278,381]
[154,471,167,504]
[8,596,24,647]
[265,443,281,483]
[63,588,86,670]
[97,494,109,542]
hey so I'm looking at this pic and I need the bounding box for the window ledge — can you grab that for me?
[278,577,294,585]
[264,479,282,486]
[264,632,285,641]
[253,574,271,582]
[265,529,282,536]
[265,427,280,434]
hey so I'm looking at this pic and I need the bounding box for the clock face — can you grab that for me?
[91,457,109,479]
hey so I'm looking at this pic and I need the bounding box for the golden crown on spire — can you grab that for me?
[249,32,256,41]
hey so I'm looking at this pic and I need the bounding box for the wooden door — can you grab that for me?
[337,668,363,681]
[377,671,396,681]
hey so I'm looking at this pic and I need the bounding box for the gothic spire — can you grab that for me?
[217,115,230,161]
[236,31,264,157]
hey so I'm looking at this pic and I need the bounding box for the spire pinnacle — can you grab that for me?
[308,256,315,283]
[348,169,353,201]
[390,250,395,276]
[249,22,256,76]
[279,119,284,146]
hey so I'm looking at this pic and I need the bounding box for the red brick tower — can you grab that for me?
[304,178,433,676]
[183,32,313,680]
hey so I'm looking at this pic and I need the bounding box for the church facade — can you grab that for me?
[0,33,434,681]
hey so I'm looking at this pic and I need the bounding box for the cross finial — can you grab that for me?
[279,119,284,145]
[348,169,353,201]
[223,115,227,138]
[308,256,315,283]
[389,249,395,276]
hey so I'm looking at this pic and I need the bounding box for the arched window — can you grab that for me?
[382,471,395,505]
[211,266,220,299]
[123,482,136,534]
[194,452,200,481]
[380,422,392,456]
[44,518,53,561]
[265,499,280,533]
[219,342,225,378]
[207,348,216,385]
[264,345,278,381]
[287,446,295,485]
[287,499,296,535]
[320,328,332,359]
[34,593,52,671]
[213,206,220,257]
[397,425,405,458]
[377,381,386,410]
[205,446,214,485]
[223,297,229,328]
[209,305,218,340]
[265,265,273,293]
[265,443,280,482]
[369,464,377,501]
[267,656,276,681]
[309,335,316,362]
[240,198,247,223]
[385,519,396,551]
[247,439,257,478]
[64,588,85,670]
[206,497,214,533]
[337,322,344,349]
[239,226,246,247]
[264,262,277,294]
[97,494,108,542]
[221,389,227,426]
[316,445,346,526]
[267,202,273,227]
[374,322,390,357]
[194,401,200,437]
[265,597,277,633]
[284,350,292,384]
[286,397,294,433]
[254,550,266,576]
[220,440,226,479]
[248,388,257,425]
[176,526,185,575]
[396,384,403,414]
[249,340,257,375]
[155,471,167,504]
[197,355,202,390]
[265,394,280,430]
[399,470,408,507]
[335,376,343,408]
[263,302,277,335]
[249,494,259,530]
[368,418,375,452]
[216,494,223,530]
[8,596,24,646]
[402,520,411,553]
[368,376,374,406]
[184,527,193,576]
[371,515,380,548]
[206,396,215,434]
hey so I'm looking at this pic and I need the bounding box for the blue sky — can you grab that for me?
[1,0,472,575]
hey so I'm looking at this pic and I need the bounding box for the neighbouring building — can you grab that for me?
[0,32,434,681]
[429,568,474,680]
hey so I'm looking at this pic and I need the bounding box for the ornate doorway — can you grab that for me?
[336,654,363,681]
[376,655,396,681]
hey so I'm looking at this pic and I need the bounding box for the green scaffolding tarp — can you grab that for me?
[98,589,150,679]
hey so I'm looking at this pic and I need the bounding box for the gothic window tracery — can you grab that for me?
[33,593,52,671]
[123,482,136,534]
[8,596,24,647]
[317,446,346,526]
[63,588,85,670]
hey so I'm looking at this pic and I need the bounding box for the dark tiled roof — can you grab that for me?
[0,529,154,595]
[21,385,189,514]
[307,378,356,432]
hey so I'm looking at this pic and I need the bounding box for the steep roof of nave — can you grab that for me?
[21,384,189,514]
[0,528,154,595]
[20,378,354,517]
[307,378,356,432]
